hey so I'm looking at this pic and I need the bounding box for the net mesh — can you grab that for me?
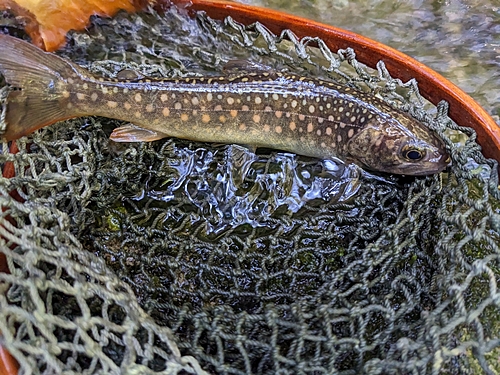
[1,6,500,375]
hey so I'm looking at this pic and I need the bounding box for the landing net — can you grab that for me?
[0,7,499,375]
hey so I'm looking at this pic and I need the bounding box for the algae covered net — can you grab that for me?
[1,6,500,375]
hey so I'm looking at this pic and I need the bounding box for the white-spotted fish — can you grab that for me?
[0,34,449,175]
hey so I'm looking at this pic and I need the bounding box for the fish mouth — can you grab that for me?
[396,153,451,176]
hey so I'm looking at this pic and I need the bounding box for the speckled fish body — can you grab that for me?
[0,34,449,175]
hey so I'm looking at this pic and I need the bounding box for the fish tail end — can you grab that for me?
[0,35,80,141]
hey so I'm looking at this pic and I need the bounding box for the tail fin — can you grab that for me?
[0,35,80,141]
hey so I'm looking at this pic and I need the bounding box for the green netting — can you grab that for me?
[1,6,500,375]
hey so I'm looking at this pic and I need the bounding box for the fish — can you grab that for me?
[0,34,449,175]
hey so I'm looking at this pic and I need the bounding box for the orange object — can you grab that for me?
[161,0,500,167]
[0,0,148,51]
[0,344,18,375]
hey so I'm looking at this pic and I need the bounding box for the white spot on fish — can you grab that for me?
[76,93,85,100]
[255,97,262,105]
[91,92,98,101]
[107,101,118,108]
[162,107,170,116]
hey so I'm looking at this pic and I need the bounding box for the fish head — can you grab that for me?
[346,116,449,176]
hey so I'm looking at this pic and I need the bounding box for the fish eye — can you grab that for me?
[402,147,425,161]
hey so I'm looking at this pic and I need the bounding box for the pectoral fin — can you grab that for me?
[110,124,169,142]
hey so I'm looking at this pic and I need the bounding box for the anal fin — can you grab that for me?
[110,124,168,142]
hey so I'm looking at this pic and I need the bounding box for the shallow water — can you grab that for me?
[238,0,500,124]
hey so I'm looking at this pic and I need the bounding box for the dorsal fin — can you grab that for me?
[222,60,271,73]
[116,69,145,81]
